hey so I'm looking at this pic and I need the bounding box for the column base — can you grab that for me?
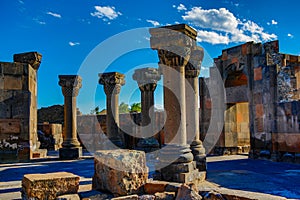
[190,140,206,171]
[159,144,205,183]
[161,161,206,183]
[59,147,82,160]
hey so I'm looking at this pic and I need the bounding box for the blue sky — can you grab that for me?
[0,0,299,114]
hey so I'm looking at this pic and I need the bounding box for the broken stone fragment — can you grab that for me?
[13,52,42,70]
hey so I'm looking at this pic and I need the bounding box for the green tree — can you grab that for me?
[130,102,141,113]
[90,106,100,114]
[119,102,129,113]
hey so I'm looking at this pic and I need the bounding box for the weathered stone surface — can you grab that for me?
[155,192,176,200]
[144,181,168,194]
[0,52,42,162]
[13,52,42,70]
[111,194,139,200]
[175,184,202,200]
[165,182,182,193]
[79,190,113,200]
[138,195,155,200]
[92,150,148,196]
[21,172,80,200]
[202,191,224,200]
[56,194,80,200]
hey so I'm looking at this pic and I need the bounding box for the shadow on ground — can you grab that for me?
[206,155,300,199]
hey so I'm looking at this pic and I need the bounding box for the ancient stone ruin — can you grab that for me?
[200,40,300,162]
[0,52,46,161]
[1,23,300,199]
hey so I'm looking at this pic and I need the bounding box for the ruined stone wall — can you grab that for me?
[77,112,164,151]
[0,52,42,162]
[200,40,300,160]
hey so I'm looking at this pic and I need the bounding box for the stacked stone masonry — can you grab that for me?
[0,52,45,162]
[200,40,300,161]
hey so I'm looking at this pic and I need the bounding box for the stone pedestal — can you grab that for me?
[133,67,161,152]
[99,72,125,147]
[58,75,82,159]
[150,24,205,183]
[185,46,206,171]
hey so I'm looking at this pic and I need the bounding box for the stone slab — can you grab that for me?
[21,172,80,200]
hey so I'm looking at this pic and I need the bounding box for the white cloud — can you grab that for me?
[182,7,239,32]
[91,6,121,20]
[287,33,294,38]
[69,42,80,46]
[177,4,187,11]
[182,7,277,45]
[33,18,46,25]
[47,11,61,18]
[272,20,278,25]
[146,19,160,26]
[268,19,278,25]
[197,30,230,44]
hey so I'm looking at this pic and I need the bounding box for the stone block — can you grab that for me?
[59,147,82,159]
[0,119,21,134]
[255,104,264,118]
[92,149,148,196]
[32,149,47,158]
[21,172,80,200]
[57,194,80,200]
[144,181,168,194]
[155,192,176,200]
[165,182,182,193]
[0,62,24,75]
[3,76,23,90]
[111,194,139,200]
[138,195,155,200]
[254,67,262,81]
[175,184,202,200]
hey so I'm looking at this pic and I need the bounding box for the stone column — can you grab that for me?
[150,24,205,183]
[99,72,125,147]
[185,46,206,171]
[58,75,82,159]
[133,67,161,152]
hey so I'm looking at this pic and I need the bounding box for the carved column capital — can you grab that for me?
[133,67,161,92]
[185,46,204,78]
[150,24,197,70]
[58,75,82,97]
[99,72,125,95]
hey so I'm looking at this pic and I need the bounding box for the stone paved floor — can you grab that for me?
[0,154,299,199]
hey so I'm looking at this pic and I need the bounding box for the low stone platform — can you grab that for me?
[22,172,80,200]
